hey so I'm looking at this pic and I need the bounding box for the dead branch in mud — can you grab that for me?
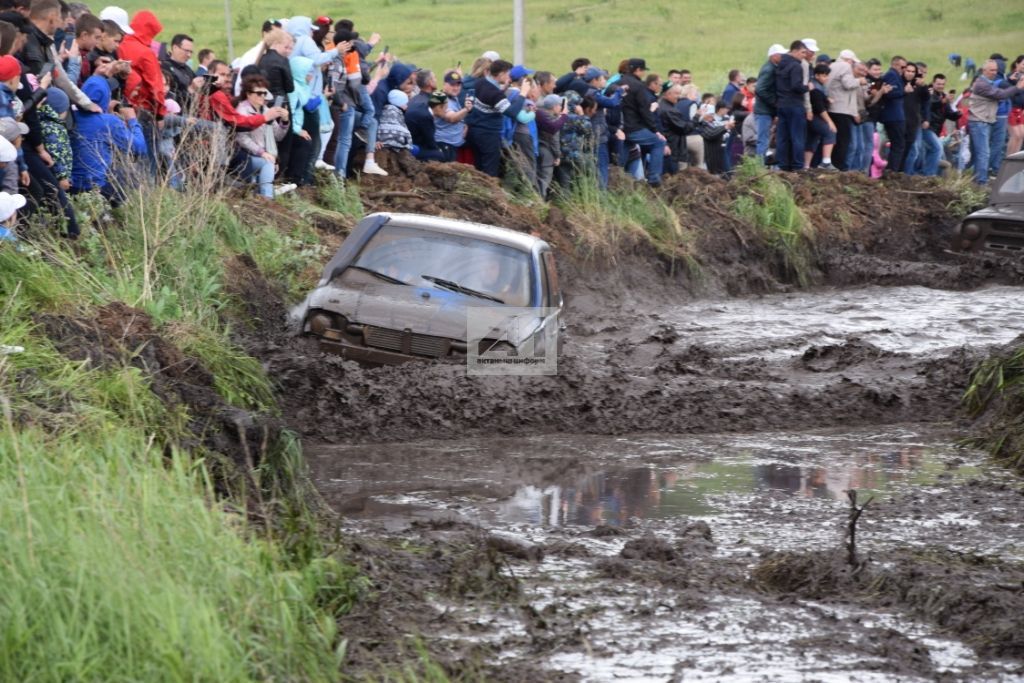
[846,489,875,568]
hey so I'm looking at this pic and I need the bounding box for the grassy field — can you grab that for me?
[119,0,1023,92]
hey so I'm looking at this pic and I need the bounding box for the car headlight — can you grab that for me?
[307,312,346,337]
[961,221,982,240]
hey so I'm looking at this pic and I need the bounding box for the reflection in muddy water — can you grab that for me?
[309,426,978,529]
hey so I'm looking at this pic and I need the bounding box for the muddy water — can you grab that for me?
[587,284,1024,359]
[308,285,1024,681]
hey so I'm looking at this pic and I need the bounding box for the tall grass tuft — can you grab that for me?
[560,166,697,273]
[939,170,989,219]
[732,158,816,285]
[964,345,1024,472]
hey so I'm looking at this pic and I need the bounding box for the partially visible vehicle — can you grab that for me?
[956,151,1024,253]
[299,212,563,365]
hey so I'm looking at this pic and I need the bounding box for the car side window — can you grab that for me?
[997,169,1024,196]
[542,251,561,308]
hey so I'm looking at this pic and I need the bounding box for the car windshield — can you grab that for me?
[350,224,533,307]
[994,162,1024,202]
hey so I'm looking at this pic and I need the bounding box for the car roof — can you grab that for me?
[367,212,545,252]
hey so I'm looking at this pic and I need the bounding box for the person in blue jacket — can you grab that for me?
[880,56,909,172]
[70,75,146,203]
[464,59,535,177]
[774,40,809,172]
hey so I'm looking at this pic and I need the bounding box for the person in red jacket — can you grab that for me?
[117,10,166,118]
[200,60,288,130]
[117,9,167,174]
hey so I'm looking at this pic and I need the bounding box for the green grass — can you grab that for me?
[732,157,815,285]
[0,424,350,682]
[120,0,1022,95]
[0,170,363,679]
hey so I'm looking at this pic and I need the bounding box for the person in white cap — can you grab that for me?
[98,6,133,35]
[0,135,17,194]
[800,38,818,120]
[827,48,861,170]
[754,43,787,163]
[0,191,26,242]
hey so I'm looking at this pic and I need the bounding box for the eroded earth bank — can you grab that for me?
[239,163,1024,681]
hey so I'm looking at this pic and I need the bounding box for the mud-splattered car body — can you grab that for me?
[956,151,1024,253]
[300,212,562,365]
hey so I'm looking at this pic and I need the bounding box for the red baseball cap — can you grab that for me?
[315,16,332,26]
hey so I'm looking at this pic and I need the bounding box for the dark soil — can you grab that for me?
[35,302,282,486]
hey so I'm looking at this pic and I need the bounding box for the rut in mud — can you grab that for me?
[219,161,1024,681]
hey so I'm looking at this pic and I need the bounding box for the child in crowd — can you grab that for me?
[378,89,412,151]
[0,136,17,195]
[535,94,567,199]
[39,89,73,192]
[0,55,21,119]
[0,190,25,242]
[805,63,838,170]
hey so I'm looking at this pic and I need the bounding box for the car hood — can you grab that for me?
[306,281,543,343]
[965,204,1024,222]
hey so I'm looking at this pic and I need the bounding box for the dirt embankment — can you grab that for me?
[36,301,282,491]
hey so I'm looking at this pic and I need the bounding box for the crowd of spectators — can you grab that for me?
[0,0,1020,244]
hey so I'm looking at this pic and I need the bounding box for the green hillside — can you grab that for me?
[118,0,1022,93]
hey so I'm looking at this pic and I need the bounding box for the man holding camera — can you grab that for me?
[921,74,959,176]
[967,59,1022,184]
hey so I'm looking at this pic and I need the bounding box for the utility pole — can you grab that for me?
[224,0,235,62]
[513,0,524,65]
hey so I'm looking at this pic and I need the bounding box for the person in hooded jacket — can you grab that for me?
[286,55,318,186]
[70,74,146,203]
[117,10,166,174]
[285,16,344,177]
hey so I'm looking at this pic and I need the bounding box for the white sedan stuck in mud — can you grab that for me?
[298,212,563,367]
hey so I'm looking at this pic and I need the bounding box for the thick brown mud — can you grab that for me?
[214,163,1024,680]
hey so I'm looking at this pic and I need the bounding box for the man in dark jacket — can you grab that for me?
[620,57,666,186]
[774,40,808,171]
[880,55,908,172]
[754,43,785,163]
[405,90,445,162]
[161,33,196,110]
[658,84,695,173]
[921,73,959,176]
[900,62,930,174]
[554,57,590,95]
[22,0,97,111]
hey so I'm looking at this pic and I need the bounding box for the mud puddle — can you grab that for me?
[311,425,1024,681]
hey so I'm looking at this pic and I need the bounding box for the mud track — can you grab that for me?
[223,163,1024,680]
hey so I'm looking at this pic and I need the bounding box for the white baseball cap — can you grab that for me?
[839,49,859,62]
[768,43,786,58]
[0,191,26,222]
[801,38,819,52]
[98,6,134,35]
[0,136,15,163]
[481,50,500,61]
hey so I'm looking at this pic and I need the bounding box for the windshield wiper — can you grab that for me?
[421,274,505,303]
[349,265,408,285]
